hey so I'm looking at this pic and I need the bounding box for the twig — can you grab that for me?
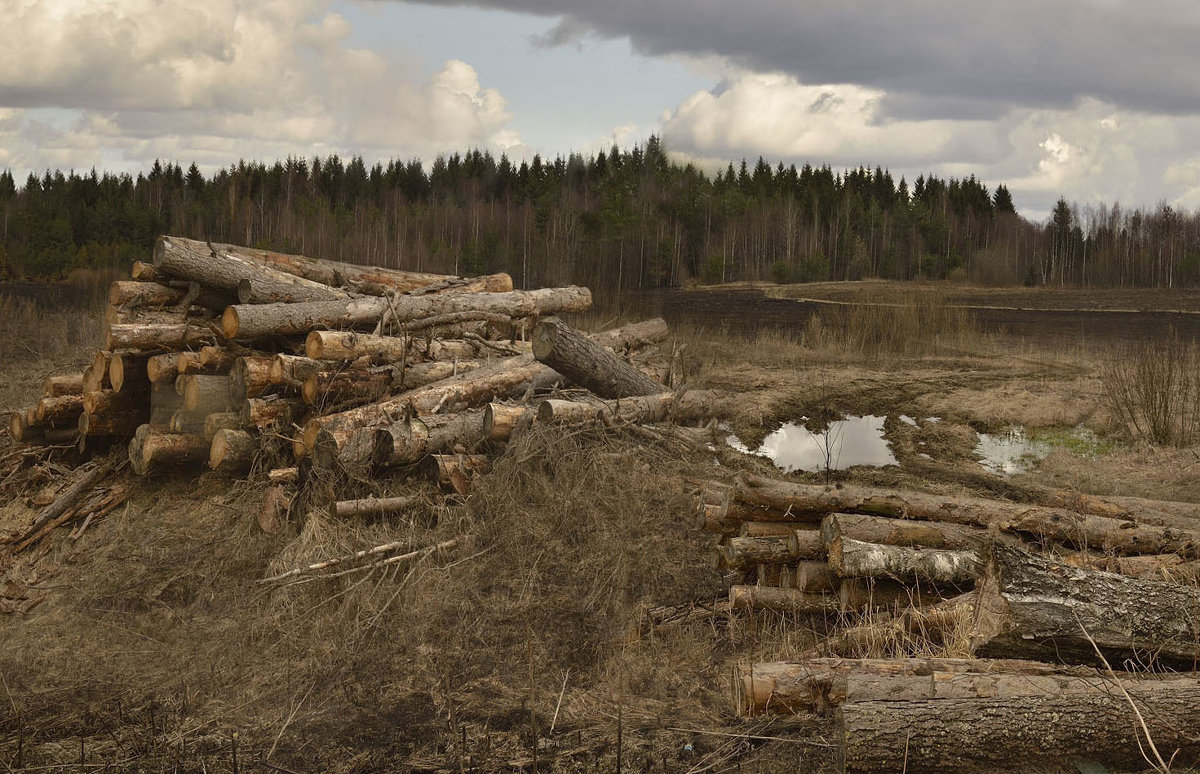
[260,538,460,584]
[664,727,833,746]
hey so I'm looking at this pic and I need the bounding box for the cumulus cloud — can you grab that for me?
[0,0,523,175]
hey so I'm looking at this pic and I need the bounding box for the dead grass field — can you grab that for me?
[2,280,1200,772]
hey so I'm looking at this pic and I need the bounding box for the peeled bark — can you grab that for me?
[330,495,420,519]
[109,281,186,308]
[203,411,242,441]
[828,537,982,585]
[109,352,151,393]
[971,540,1200,667]
[209,429,256,472]
[735,473,1200,558]
[422,453,491,494]
[180,375,233,414]
[153,235,350,304]
[36,394,84,426]
[532,317,664,398]
[241,396,300,427]
[223,285,592,339]
[590,317,669,351]
[128,424,209,475]
[482,403,532,442]
[229,356,276,402]
[107,323,215,351]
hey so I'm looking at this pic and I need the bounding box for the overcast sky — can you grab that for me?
[3,0,1199,219]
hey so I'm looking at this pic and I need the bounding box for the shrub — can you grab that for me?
[1103,335,1200,446]
[769,259,791,285]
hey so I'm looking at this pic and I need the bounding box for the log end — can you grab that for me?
[531,317,559,361]
[236,278,253,304]
[485,273,514,293]
[304,330,323,360]
[221,307,240,339]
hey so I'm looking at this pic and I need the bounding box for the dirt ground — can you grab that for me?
[3,280,1200,773]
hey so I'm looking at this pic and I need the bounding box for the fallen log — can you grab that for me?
[270,353,340,387]
[154,235,350,304]
[82,388,148,418]
[728,585,840,614]
[36,394,84,427]
[108,281,186,308]
[149,381,183,428]
[107,323,215,351]
[828,537,982,585]
[42,373,84,398]
[330,495,420,519]
[11,414,74,444]
[128,425,209,475]
[789,561,840,592]
[724,536,796,570]
[482,403,532,442]
[740,521,801,537]
[372,409,488,469]
[258,537,460,584]
[422,453,490,494]
[222,285,592,339]
[971,540,1200,667]
[209,429,256,472]
[532,317,664,398]
[734,473,1200,558]
[241,396,300,427]
[197,345,237,372]
[589,317,669,351]
[535,390,734,426]
[302,370,391,406]
[305,330,409,362]
[386,359,484,391]
[168,410,208,435]
[28,459,114,531]
[229,356,276,402]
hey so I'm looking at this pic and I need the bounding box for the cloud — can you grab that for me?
[399,0,1200,117]
[0,0,523,175]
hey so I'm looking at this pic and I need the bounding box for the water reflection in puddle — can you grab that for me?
[728,415,897,473]
[974,428,1051,475]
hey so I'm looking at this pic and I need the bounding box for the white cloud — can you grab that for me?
[0,0,524,176]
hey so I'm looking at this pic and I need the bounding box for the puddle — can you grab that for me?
[975,425,1107,475]
[728,415,897,473]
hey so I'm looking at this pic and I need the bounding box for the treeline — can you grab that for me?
[1,136,1199,294]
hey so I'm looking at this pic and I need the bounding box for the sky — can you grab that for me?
[3,0,1199,220]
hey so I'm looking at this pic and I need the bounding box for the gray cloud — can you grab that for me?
[396,0,1200,116]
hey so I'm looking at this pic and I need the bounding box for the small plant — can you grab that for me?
[1102,335,1200,447]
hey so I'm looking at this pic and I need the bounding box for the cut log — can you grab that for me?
[728,585,840,614]
[109,352,151,393]
[305,330,409,362]
[792,561,840,592]
[386,359,484,390]
[330,495,420,519]
[268,467,299,485]
[372,409,487,468]
[740,521,801,537]
[223,285,592,339]
[128,425,209,475]
[130,261,158,281]
[590,317,669,351]
[302,370,391,406]
[42,373,84,398]
[482,403,532,442]
[229,356,276,402]
[82,388,148,417]
[203,411,242,441]
[180,375,233,414]
[788,529,828,560]
[532,317,664,398]
[209,429,256,472]
[828,537,982,585]
[82,351,112,393]
[108,281,186,308]
[971,540,1200,667]
[838,680,1200,773]
[146,352,185,383]
[839,578,938,611]
[79,407,144,437]
[197,345,236,371]
[269,354,341,387]
[36,394,84,426]
[724,536,796,570]
[422,453,490,494]
[107,323,215,351]
[734,473,1200,558]
[105,305,195,327]
[535,390,735,426]
[241,396,299,427]
[153,235,350,304]
[819,512,994,551]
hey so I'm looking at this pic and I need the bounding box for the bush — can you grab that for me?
[1103,336,1200,446]
[769,259,791,284]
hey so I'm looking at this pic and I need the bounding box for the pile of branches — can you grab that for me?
[697,473,1200,772]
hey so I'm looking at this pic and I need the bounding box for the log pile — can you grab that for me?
[699,472,1200,772]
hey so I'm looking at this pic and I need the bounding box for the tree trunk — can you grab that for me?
[532,317,664,398]
[154,235,350,304]
[128,424,209,475]
[42,373,84,398]
[209,429,256,472]
[109,281,186,308]
[107,323,215,351]
[482,403,532,442]
[306,330,409,361]
[223,286,592,338]
[180,375,233,414]
[330,495,420,519]
[204,411,242,441]
[229,356,276,402]
[829,537,982,585]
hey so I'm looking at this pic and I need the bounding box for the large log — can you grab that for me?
[150,381,182,428]
[36,394,84,426]
[222,285,592,339]
[241,396,300,428]
[153,235,350,304]
[386,360,484,390]
[42,373,84,398]
[724,536,800,570]
[270,353,339,387]
[82,388,148,417]
[107,323,215,351]
[128,425,209,475]
[482,403,532,442]
[79,405,144,437]
[733,473,1200,558]
[828,537,982,585]
[209,429,256,472]
[305,330,408,362]
[130,261,158,281]
[971,540,1200,667]
[532,317,664,398]
[820,512,993,551]
[838,681,1200,773]
[108,280,186,308]
[146,352,185,383]
[590,317,669,351]
[372,409,487,468]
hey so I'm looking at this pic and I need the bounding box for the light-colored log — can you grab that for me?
[532,317,664,398]
[128,424,209,475]
[305,330,409,362]
[202,411,242,441]
[534,390,734,426]
[108,280,186,308]
[792,561,840,592]
[330,495,420,519]
[829,537,982,585]
[482,403,532,442]
[590,317,669,351]
[268,467,299,485]
[241,396,300,427]
[36,394,84,426]
[269,354,341,387]
[130,261,158,281]
[82,351,112,393]
[209,429,256,472]
[197,345,236,371]
[229,356,276,403]
[107,323,215,351]
[372,409,487,469]
[729,585,840,614]
[146,352,185,383]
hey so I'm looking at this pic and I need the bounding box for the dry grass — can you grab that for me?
[1103,335,1200,447]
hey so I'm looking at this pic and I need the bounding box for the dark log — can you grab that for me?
[109,352,151,393]
[203,411,242,441]
[179,375,232,414]
[532,317,664,398]
[82,351,112,393]
[36,394,84,426]
[302,370,391,406]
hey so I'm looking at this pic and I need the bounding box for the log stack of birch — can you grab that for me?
[698,472,1200,771]
[11,235,733,491]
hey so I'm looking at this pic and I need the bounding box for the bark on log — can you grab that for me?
[82,388,148,417]
[130,261,158,281]
[223,285,592,339]
[820,512,995,551]
[729,585,841,614]
[740,521,801,537]
[839,578,939,611]
[108,281,186,308]
[150,381,182,428]
[209,429,256,472]
[791,561,840,592]
[36,394,84,426]
[305,330,410,362]
[838,681,1200,773]
[734,473,1200,558]
[241,396,300,427]
[302,370,391,406]
[532,317,664,398]
[828,537,982,585]
[724,537,796,570]
[204,411,242,441]
[197,345,237,371]
[128,425,209,475]
[79,406,145,437]
[386,360,484,391]
[107,323,215,351]
[590,317,670,351]
[372,409,487,468]
[42,373,84,398]
[146,352,185,383]
[535,390,734,426]
[180,375,233,414]
[270,353,341,387]
[422,453,491,494]
[268,467,299,485]
[330,495,420,519]
[482,403,532,442]
[971,540,1200,667]
[109,352,151,393]
[169,410,208,435]
[229,356,276,402]
[153,235,350,304]
[12,412,74,444]
[789,529,829,560]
